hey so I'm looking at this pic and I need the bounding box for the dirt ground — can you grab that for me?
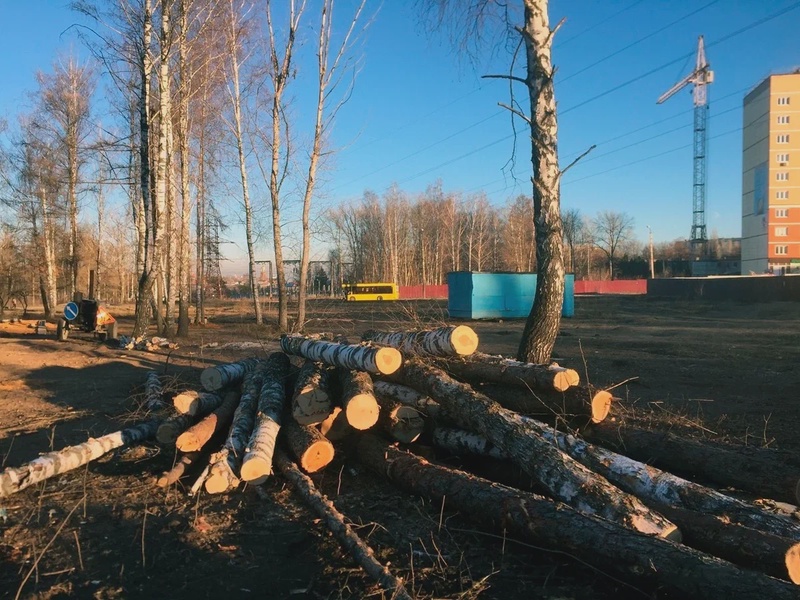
[1,295,799,599]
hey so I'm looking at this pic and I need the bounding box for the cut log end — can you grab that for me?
[786,542,800,584]
[452,325,479,356]
[204,473,231,495]
[200,368,222,392]
[375,347,402,375]
[389,406,425,444]
[565,369,580,387]
[176,432,201,453]
[345,394,380,430]
[591,391,613,424]
[240,458,272,482]
[660,523,682,543]
[299,440,335,473]
[173,391,200,415]
[552,371,572,392]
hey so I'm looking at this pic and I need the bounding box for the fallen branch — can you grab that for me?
[273,449,412,600]
[176,391,241,453]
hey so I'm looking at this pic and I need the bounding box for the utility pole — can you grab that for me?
[420,227,427,299]
[647,226,655,279]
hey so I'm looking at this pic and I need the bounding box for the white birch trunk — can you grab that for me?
[200,357,262,391]
[280,335,401,375]
[0,421,159,498]
[144,370,165,411]
[172,390,224,416]
[362,326,479,357]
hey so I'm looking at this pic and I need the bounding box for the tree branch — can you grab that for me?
[497,102,532,126]
[560,144,596,176]
[482,73,528,85]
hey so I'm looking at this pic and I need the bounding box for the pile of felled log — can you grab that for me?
[4,325,800,599]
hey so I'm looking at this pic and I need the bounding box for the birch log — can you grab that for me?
[144,371,165,411]
[273,449,413,600]
[584,421,800,505]
[240,352,290,482]
[356,435,800,600]
[0,420,159,498]
[362,325,479,357]
[284,419,335,473]
[200,357,262,392]
[432,428,507,460]
[372,380,442,418]
[319,407,353,441]
[280,335,401,375]
[291,361,332,425]
[173,390,224,416]
[478,383,612,425]
[205,367,265,494]
[156,413,196,445]
[395,360,679,539]
[176,391,241,453]
[524,418,800,540]
[376,395,425,443]
[436,352,579,392]
[339,369,380,430]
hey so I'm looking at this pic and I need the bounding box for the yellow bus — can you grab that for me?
[342,282,399,301]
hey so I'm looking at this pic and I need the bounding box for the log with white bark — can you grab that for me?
[584,421,800,505]
[144,371,166,411]
[436,352,579,392]
[156,413,196,445]
[240,352,291,483]
[273,449,412,600]
[200,357,262,392]
[156,452,199,488]
[176,391,241,453]
[478,383,612,426]
[376,395,425,443]
[280,335,401,375]
[372,380,442,418]
[291,361,332,425]
[205,366,265,494]
[356,435,800,600]
[283,419,335,473]
[525,418,800,540]
[319,406,353,442]
[173,390,224,416]
[0,420,159,498]
[339,369,380,430]
[395,360,679,539]
[362,325,479,357]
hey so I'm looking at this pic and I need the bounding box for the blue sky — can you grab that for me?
[2,0,799,271]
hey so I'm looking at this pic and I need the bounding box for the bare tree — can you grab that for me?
[562,207,585,274]
[592,210,635,280]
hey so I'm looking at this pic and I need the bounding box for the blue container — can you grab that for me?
[447,272,574,319]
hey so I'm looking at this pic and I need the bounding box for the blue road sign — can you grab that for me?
[64,302,79,321]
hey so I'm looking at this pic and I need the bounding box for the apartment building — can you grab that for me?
[741,71,800,274]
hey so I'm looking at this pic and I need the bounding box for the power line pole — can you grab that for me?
[647,225,655,279]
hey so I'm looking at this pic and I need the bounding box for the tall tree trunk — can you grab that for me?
[516,0,565,364]
[39,189,57,316]
[226,0,262,326]
[176,0,191,337]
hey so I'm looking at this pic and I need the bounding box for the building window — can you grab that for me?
[777,96,791,106]
[777,191,789,199]
[777,153,790,163]
[775,245,788,255]
[776,226,789,237]
[777,134,790,143]
[776,208,788,218]
[778,115,790,124]
[776,172,789,181]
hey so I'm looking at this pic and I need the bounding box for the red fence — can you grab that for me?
[399,284,449,299]
[574,280,647,295]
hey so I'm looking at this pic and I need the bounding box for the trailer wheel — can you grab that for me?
[57,318,68,342]
[377,296,383,301]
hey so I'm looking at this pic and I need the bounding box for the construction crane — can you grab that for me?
[657,36,714,247]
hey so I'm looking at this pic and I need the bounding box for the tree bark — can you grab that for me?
[516,0,565,364]
[1,421,159,498]
[156,413,195,445]
[283,419,334,473]
[205,366,265,494]
[280,335,401,375]
[339,368,380,430]
[200,357,262,392]
[362,325,479,357]
[395,360,679,539]
[432,427,507,460]
[177,391,241,453]
[319,406,353,441]
[156,452,199,488]
[437,352,578,392]
[356,435,800,600]
[143,370,165,411]
[584,421,800,505]
[240,353,291,482]
[373,380,442,418]
[273,449,413,600]
[172,390,224,416]
[291,361,332,425]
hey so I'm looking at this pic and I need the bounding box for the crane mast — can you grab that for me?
[657,36,714,247]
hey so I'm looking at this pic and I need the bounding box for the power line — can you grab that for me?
[555,0,646,47]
